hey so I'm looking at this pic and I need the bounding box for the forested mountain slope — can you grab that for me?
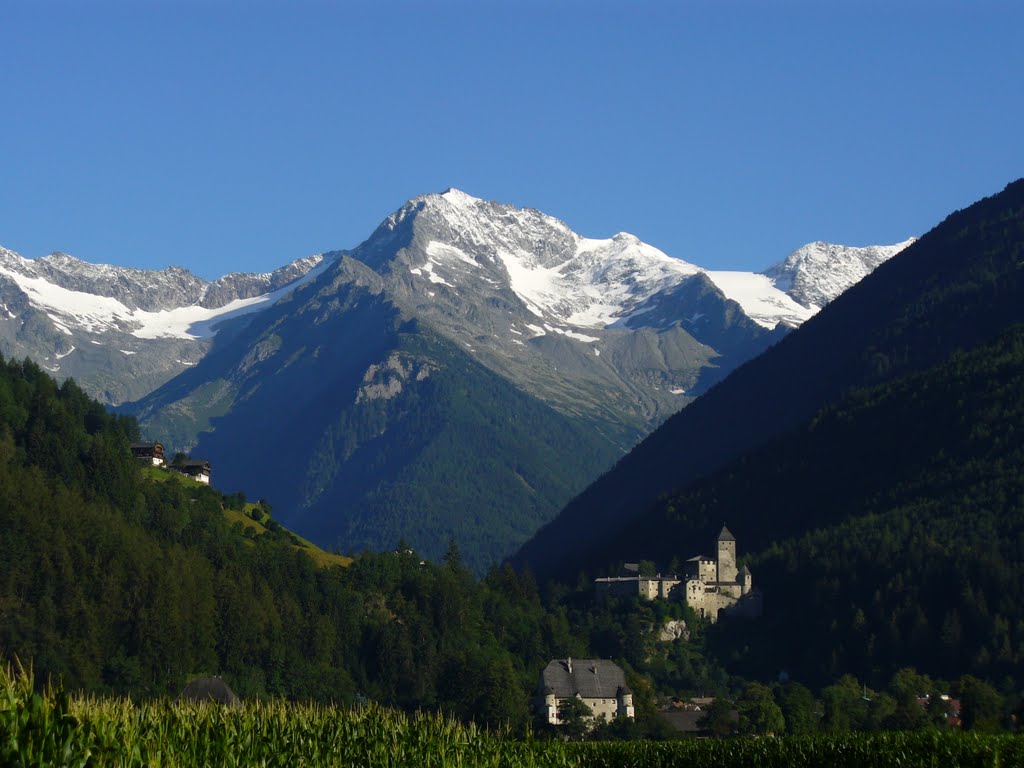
[0,356,575,723]
[585,324,1024,688]
[515,178,1024,581]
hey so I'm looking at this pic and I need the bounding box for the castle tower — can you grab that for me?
[617,685,635,719]
[739,564,752,596]
[717,525,737,583]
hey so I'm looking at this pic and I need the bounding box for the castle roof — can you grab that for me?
[739,564,751,575]
[718,525,736,542]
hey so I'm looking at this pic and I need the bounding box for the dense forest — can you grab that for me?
[0,355,584,730]
[574,324,1024,690]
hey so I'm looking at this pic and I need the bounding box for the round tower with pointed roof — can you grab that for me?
[717,525,737,583]
[739,564,753,595]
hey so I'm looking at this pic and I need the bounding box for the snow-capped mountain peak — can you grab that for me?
[364,191,906,333]
[763,238,916,310]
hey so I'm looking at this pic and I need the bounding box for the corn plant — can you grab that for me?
[3,662,1022,768]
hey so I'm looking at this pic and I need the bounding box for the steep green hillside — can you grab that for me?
[516,178,1024,581]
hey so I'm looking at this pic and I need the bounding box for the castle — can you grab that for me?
[593,526,762,622]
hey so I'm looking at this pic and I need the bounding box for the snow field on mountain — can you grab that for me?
[416,190,908,337]
[0,256,332,340]
[703,271,817,328]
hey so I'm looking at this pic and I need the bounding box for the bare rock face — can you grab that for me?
[658,619,690,643]
[356,353,435,404]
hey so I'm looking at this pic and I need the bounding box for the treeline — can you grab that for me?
[691,671,1011,738]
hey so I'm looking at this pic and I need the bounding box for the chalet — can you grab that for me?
[131,442,165,466]
[173,459,211,485]
[536,658,634,726]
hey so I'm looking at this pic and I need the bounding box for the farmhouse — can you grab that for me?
[173,459,211,485]
[131,442,165,466]
[536,658,634,726]
[594,526,762,623]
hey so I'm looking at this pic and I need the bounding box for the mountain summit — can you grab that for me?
[763,238,915,310]
[363,188,906,332]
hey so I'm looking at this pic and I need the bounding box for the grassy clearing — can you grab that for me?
[141,468,351,568]
[295,544,353,569]
[223,507,268,535]
[2,662,1022,768]
[227,506,353,568]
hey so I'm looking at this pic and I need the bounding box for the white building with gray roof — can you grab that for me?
[536,658,634,726]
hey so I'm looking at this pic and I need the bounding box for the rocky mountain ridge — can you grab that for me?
[0,191,910,412]
[0,246,329,403]
[763,238,915,310]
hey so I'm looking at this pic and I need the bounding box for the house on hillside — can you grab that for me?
[536,658,634,726]
[173,459,211,485]
[131,442,165,466]
[594,526,762,623]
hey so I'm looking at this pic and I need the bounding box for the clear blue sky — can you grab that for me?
[2,0,1021,279]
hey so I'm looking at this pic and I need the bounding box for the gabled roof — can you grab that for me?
[540,659,627,699]
[176,459,211,471]
[718,525,736,542]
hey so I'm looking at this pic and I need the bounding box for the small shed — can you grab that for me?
[177,677,240,706]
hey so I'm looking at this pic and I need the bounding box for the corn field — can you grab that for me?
[3,662,1022,767]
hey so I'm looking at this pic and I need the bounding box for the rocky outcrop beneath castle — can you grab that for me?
[658,619,690,643]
